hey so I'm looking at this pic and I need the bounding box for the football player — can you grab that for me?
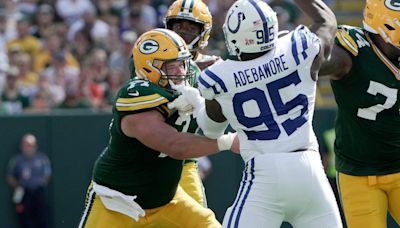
[164,0,219,71]
[319,0,400,227]
[171,0,343,227]
[164,0,216,207]
[78,28,237,228]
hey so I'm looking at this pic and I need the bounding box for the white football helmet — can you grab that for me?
[223,0,278,58]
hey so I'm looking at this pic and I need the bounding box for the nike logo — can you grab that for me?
[128,91,139,96]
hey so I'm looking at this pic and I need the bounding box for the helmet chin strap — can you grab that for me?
[188,34,201,51]
[188,28,210,51]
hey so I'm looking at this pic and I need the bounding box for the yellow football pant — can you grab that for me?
[338,172,400,228]
[179,161,207,207]
[79,185,220,228]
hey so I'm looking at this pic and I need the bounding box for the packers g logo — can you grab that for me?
[385,0,400,11]
[139,40,159,54]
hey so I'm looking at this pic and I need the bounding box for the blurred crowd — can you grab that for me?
[0,0,316,114]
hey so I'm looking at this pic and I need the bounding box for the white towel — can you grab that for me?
[93,182,145,221]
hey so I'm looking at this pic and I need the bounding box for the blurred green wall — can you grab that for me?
[0,111,111,228]
[0,109,397,228]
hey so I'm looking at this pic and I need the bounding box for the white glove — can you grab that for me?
[176,85,205,117]
[167,95,193,116]
[217,132,237,151]
[168,84,205,117]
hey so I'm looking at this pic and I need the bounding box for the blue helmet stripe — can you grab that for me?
[249,0,270,43]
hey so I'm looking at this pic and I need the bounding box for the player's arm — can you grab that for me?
[195,54,220,71]
[294,0,337,74]
[319,43,352,80]
[205,99,226,122]
[320,26,358,80]
[168,83,230,139]
[121,109,237,159]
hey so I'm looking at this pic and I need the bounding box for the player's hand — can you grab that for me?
[170,84,205,117]
[217,132,238,151]
[195,56,220,71]
[167,95,193,116]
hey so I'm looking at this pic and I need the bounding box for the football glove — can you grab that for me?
[217,132,237,151]
[167,94,194,116]
[168,85,205,117]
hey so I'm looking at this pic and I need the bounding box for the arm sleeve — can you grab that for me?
[196,105,229,139]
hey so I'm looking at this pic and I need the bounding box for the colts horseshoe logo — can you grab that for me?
[227,11,245,34]
[139,40,159,54]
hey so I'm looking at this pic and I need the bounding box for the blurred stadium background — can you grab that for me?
[0,0,397,227]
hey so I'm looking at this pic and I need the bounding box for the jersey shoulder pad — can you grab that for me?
[289,25,321,65]
[335,25,364,56]
[197,59,228,100]
[115,79,175,113]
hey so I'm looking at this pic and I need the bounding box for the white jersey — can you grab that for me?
[199,25,321,162]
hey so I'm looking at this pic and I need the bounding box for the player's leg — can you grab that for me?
[222,202,283,228]
[150,186,220,228]
[285,151,342,228]
[387,172,400,225]
[179,160,207,207]
[222,157,284,228]
[338,173,388,228]
[78,183,137,228]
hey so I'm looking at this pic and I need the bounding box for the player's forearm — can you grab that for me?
[166,133,220,159]
[294,0,337,40]
[294,0,336,26]
[295,0,337,60]
[319,44,352,79]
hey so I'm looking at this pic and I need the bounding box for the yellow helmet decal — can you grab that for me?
[132,29,191,87]
[363,0,400,48]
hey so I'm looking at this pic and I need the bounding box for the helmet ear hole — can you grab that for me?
[143,68,151,73]
[384,24,395,31]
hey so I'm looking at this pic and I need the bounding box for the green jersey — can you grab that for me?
[331,25,400,175]
[93,79,199,209]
